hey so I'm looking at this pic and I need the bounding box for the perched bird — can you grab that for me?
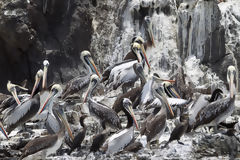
[67,114,88,154]
[2,70,43,134]
[19,108,73,159]
[102,42,150,93]
[39,84,74,141]
[187,88,223,132]
[90,130,110,152]
[62,50,101,99]
[84,74,121,130]
[163,113,189,147]
[101,98,139,155]
[193,66,237,130]
[140,89,174,147]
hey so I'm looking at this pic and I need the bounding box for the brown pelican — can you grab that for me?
[139,73,186,110]
[102,42,150,93]
[2,70,43,134]
[39,84,74,141]
[101,98,139,155]
[0,122,8,139]
[140,89,174,147]
[62,50,101,99]
[143,16,155,48]
[84,74,121,130]
[19,108,73,159]
[187,88,223,132]
[67,114,88,154]
[193,66,237,130]
[31,60,52,122]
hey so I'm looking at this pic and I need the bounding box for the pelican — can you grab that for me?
[90,129,110,152]
[31,60,52,122]
[193,66,237,130]
[187,88,223,132]
[102,42,150,93]
[19,108,73,159]
[101,98,139,155]
[67,114,88,154]
[143,16,155,47]
[84,74,121,130]
[140,89,174,147]
[139,73,186,110]
[0,122,8,139]
[38,84,74,141]
[0,81,29,113]
[62,50,101,99]
[2,70,43,134]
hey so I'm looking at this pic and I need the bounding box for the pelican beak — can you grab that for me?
[11,88,21,105]
[138,66,146,83]
[87,57,101,78]
[140,44,151,70]
[156,91,174,117]
[127,105,139,130]
[168,86,181,98]
[154,77,175,83]
[42,66,48,89]
[39,91,55,114]
[83,82,92,103]
[147,26,155,47]
[0,122,9,140]
[31,76,41,98]
[56,109,74,141]
[230,72,234,98]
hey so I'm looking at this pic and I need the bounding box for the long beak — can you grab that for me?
[16,85,28,91]
[39,91,54,114]
[155,77,175,83]
[11,89,21,105]
[42,66,48,89]
[57,110,74,141]
[31,76,41,98]
[83,83,91,103]
[147,27,155,47]
[156,92,174,117]
[0,123,9,140]
[140,45,151,70]
[128,105,139,130]
[88,57,101,78]
[168,87,181,98]
[138,67,146,84]
[230,73,234,98]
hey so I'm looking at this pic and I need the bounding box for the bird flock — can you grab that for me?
[0,25,239,159]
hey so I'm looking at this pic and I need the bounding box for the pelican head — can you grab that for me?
[80,50,101,78]
[132,36,144,44]
[144,16,155,47]
[131,42,151,70]
[122,98,139,129]
[162,81,181,98]
[42,60,49,89]
[31,69,44,98]
[83,74,100,103]
[39,84,62,114]
[0,122,9,140]
[7,81,28,105]
[227,66,237,98]
[133,63,146,84]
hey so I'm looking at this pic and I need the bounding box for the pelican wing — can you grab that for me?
[140,80,154,107]
[21,134,58,159]
[188,94,209,125]
[89,99,121,129]
[45,113,60,134]
[3,95,40,128]
[103,127,134,154]
[62,75,90,99]
[167,98,188,106]
[107,61,138,90]
[194,97,233,128]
